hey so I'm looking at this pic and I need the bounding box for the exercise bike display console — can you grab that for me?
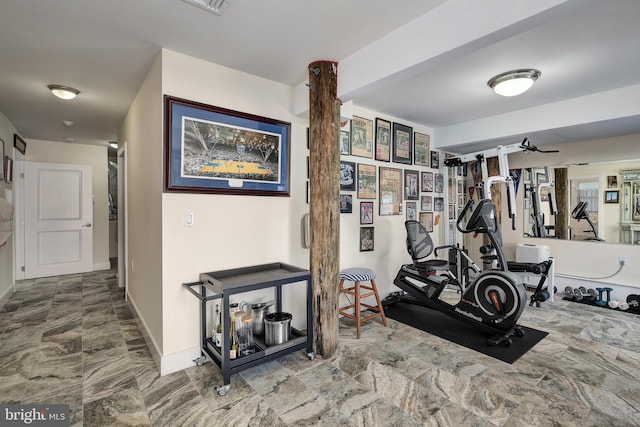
[393,199,528,346]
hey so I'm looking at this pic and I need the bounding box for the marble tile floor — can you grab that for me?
[1,270,640,426]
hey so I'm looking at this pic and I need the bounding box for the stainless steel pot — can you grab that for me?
[249,301,273,336]
[264,312,292,345]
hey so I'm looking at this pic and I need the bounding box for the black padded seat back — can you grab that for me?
[405,220,434,260]
[405,220,449,273]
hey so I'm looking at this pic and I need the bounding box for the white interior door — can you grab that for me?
[24,162,93,278]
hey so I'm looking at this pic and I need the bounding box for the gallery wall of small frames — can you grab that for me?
[306,118,467,252]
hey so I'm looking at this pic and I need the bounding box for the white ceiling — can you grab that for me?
[0,0,639,153]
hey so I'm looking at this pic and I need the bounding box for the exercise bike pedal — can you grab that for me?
[488,335,512,346]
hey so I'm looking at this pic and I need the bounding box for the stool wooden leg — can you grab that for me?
[355,281,361,339]
[353,282,361,338]
[370,279,387,327]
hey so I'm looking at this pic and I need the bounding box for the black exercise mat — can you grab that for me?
[383,301,548,364]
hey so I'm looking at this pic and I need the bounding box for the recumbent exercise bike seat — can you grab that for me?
[404,220,449,277]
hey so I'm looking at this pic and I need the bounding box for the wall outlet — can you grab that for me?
[131,260,135,272]
[619,255,627,265]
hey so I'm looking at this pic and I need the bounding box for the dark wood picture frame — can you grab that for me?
[164,95,291,196]
[13,134,26,155]
[360,227,374,252]
[374,118,391,162]
[392,122,413,165]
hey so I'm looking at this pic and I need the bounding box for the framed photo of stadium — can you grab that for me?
[164,95,291,196]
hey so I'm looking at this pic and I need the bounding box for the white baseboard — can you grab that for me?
[127,294,162,372]
[126,292,202,376]
[159,346,202,376]
[556,274,640,301]
[0,282,14,307]
[93,261,111,271]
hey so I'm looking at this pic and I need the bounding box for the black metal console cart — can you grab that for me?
[183,262,314,396]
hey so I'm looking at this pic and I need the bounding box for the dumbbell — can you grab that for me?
[608,300,630,310]
[564,286,575,300]
[626,294,640,312]
[568,286,597,302]
[596,287,613,307]
[608,300,620,309]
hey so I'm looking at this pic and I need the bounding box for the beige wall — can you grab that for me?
[334,105,438,298]
[23,139,109,270]
[118,53,164,354]
[160,50,302,356]
[120,49,445,369]
[503,134,640,288]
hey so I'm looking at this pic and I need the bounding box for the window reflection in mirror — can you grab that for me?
[522,160,640,244]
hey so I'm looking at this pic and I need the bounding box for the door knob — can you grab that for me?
[82,223,92,228]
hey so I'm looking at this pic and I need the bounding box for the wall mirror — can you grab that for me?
[521,159,640,245]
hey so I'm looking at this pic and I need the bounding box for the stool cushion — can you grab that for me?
[340,268,376,282]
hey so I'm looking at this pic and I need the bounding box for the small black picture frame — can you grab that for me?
[430,150,439,169]
[360,227,374,252]
[392,122,413,165]
[340,161,356,191]
[360,201,374,224]
[605,190,619,204]
[340,194,353,213]
[14,134,27,155]
[404,169,419,201]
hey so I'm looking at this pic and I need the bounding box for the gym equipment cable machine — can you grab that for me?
[443,138,556,305]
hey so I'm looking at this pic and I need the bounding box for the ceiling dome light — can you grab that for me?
[47,85,80,100]
[487,69,541,97]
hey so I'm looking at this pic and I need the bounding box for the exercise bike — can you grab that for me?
[393,198,528,346]
[571,201,604,241]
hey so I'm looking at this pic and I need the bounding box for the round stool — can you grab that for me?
[338,268,387,338]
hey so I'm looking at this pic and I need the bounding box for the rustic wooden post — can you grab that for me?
[554,167,569,239]
[308,61,340,358]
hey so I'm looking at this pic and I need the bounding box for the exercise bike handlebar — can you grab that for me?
[456,199,476,233]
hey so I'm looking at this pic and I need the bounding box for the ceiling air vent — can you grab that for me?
[181,0,232,16]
